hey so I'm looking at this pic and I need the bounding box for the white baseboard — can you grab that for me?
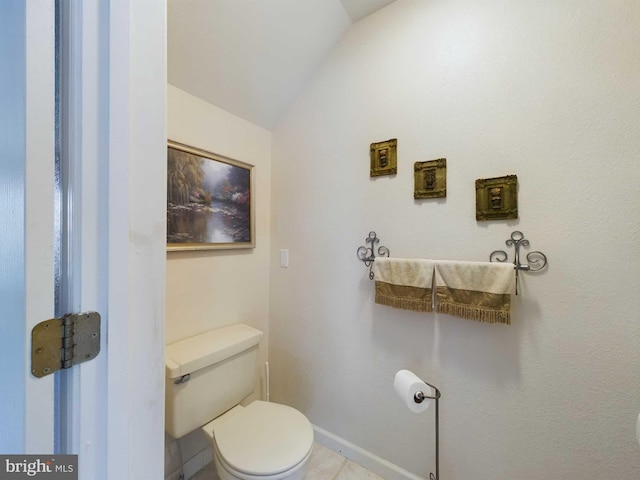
[312,425,426,480]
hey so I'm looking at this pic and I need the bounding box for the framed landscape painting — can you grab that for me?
[167,141,255,250]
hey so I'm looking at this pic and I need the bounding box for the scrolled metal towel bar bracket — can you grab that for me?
[490,231,548,295]
[356,231,390,279]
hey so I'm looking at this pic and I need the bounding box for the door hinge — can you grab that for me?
[31,311,101,378]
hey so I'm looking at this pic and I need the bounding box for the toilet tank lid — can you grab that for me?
[165,324,263,379]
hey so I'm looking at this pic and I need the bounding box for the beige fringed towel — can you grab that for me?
[372,258,435,312]
[435,260,515,324]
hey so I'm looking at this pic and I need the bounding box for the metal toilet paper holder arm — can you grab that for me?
[413,382,442,480]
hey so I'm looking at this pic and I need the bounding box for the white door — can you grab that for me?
[1,1,166,479]
[0,0,57,455]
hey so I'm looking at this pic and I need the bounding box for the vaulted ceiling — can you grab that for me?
[168,0,397,129]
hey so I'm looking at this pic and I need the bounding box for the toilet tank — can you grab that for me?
[165,324,263,438]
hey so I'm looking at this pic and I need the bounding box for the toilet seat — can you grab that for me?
[210,401,314,477]
[213,441,312,480]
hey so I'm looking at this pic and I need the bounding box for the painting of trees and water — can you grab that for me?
[167,143,254,249]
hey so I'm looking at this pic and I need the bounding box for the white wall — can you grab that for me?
[166,85,272,361]
[270,1,640,479]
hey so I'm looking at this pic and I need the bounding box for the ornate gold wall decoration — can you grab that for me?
[475,175,518,221]
[370,139,397,177]
[414,158,447,199]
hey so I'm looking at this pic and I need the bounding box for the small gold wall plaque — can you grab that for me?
[475,175,518,221]
[370,139,397,177]
[414,158,446,199]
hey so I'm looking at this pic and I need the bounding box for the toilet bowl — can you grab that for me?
[203,401,313,480]
[165,324,314,480]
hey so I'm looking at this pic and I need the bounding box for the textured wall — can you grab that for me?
[166,85,272,356]
[269,1,640,478]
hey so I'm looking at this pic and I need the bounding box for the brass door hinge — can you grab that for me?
[32,311,101,378]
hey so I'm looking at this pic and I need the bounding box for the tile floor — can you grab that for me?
[191,443,385,480]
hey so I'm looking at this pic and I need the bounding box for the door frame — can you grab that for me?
[0,1,166,478]
[60,1,167,478]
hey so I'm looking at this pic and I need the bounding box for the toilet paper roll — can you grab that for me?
[394,369,432,414]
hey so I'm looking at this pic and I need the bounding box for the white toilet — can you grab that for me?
[165,324,314,480]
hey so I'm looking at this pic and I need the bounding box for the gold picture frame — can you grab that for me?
[370,139,397,177]
[475,175,518,221]
[167,141,255,251]
[414,158,447,199]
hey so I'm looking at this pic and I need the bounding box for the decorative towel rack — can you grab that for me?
[489,230,548,295]
[357,230,547,295]
[356,231,390,279]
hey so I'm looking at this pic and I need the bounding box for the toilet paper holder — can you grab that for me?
[413,383,440,403]
[413,380,441,480]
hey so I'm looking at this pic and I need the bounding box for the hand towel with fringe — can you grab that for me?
[435,260,515,324]
[372,258,435,312]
